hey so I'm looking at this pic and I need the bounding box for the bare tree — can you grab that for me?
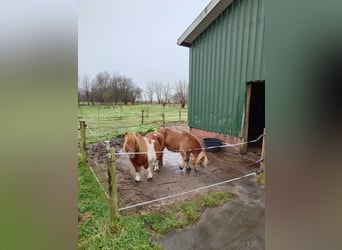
[101,71,112,104]
[152,81,163,104]
[145,82,154,103]
[91,71,112,103]
[175,79,188,108]
[118,76,141,105]
[162,82,173,104]
[130,86,142,104]
[78,70,143,105]
[110,72,122,104]
[81,73,91,105]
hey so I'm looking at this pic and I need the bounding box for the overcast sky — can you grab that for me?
[78,0,210,90]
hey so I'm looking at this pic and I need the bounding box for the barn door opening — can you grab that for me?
[244,80,265,151]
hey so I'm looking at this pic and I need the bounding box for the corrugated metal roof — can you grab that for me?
[177,0,234,47]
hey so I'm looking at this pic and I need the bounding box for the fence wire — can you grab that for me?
[119,169,263,211]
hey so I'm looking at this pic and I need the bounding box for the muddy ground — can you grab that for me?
[86,122,264,249]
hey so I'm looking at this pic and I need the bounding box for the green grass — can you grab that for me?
[78,103,188,144]
[78,154,162,249]
[78,154,234,248]
[258,172,265,185]
[141,192,234,236]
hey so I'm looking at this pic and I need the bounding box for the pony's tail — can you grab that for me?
[197,150,208,167]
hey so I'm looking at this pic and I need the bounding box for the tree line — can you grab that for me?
[78,71,188,107]
[78,72,142,105]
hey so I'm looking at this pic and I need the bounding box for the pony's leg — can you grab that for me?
[180,151,190,170]
[159,152,163,169]
[153,160,160,172]
[155,151,164,171]
[179,151,186,170]
[185,152,191,170]
[192,152,199,172]
[134,166,142,182]
[147,166,153,180]
[156,152,163,170]
[135,171,141,182]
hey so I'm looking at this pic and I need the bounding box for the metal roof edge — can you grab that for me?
[177,0,234,47]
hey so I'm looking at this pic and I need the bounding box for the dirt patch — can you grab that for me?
[85,122,263,214]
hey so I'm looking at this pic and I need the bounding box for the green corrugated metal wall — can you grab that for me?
[188,0,265,137]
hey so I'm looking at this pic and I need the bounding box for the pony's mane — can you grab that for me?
[125,132,148,153]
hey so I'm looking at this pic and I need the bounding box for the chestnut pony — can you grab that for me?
[157,128,208,171]
[123,132,164,182]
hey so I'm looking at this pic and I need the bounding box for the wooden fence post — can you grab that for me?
[162,112,165,127]
[119,105,123,120]
[105,141,119,220]
[80,120,87,164]
[258,128,266,184]
[141,109,144,124]
[179,108,181,121]
[260,128,266,170]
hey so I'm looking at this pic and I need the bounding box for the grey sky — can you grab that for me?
[78,0,209,90]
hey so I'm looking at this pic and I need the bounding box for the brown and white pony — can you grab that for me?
[123,132,164,182]
[157,128,208,171]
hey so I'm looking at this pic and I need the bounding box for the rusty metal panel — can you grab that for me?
[188,0,265,136]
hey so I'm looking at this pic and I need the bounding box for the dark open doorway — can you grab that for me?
[246,80,265,148]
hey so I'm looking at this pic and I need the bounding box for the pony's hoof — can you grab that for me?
[135,179,141,183]
[179,166,184,170]
[194,168,199,172]
[147,177,153,181]
[186,167,191,172]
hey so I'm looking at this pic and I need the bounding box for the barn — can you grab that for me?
[178,0,265,153]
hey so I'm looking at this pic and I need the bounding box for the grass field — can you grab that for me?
[77,103,235,249]
[78,103,188,144]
